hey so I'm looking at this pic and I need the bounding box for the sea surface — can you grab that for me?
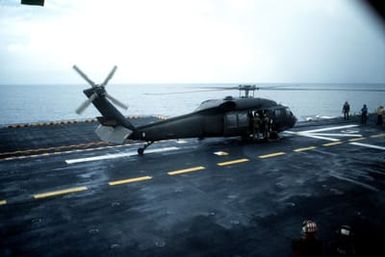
[0,83,384,125]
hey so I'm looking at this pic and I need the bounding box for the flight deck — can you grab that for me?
[0,115,384,257]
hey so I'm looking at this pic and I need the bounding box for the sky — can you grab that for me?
[0,0,384,84]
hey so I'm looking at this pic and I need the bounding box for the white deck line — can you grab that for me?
[286,124,361,142]
[309,133,362,137]
[298,124,359,133]
[286,131,339,142]
[350,142,385,151]
[65,146,180,164]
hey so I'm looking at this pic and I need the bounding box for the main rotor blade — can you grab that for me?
[143,86,292,95]
[197,86,240,90]
[200,85,385,92]
[144,84,385,96]
[76,93,98,114]
[144,89,232,96]
[105,93,128,110]
[256,87,385,92]
[198,85,299,90]
[101,66,118,87]
[73,65,97,88]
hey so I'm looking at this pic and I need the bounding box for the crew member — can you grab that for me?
[376,105,384,126]
[262,111,270,140]
[361,104,368,125]
[342,101,350,120]
[252,112,261,140]
[269,118,274,138]
[292,220,324,257]
[248,111,254,137]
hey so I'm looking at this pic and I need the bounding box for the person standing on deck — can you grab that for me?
[262,111,270,140]
[252,112,261,140]
[342,101,350,120]
[361,104,368,124]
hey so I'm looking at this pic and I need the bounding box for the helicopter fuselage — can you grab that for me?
[129,97,297,142]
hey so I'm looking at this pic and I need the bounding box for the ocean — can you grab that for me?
[0,83,384,125]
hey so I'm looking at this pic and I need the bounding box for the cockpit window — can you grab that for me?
[274,109,282,117]
[285,108,293,116]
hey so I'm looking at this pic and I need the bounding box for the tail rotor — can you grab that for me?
[73,65,97,88]
[104,93,128,110]
[73,65,128,114]
[75,92,98,114]
[100,65,118,87]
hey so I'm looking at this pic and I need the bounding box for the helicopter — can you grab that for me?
[73,65,297,155]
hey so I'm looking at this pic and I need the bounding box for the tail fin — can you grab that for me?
[82,87,134,130]
[74,65,135,144]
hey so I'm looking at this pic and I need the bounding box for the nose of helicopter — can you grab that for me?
[286,108,297,128]
[290,114,297,128]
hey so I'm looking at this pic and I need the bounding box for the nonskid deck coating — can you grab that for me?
[0,115,384,257]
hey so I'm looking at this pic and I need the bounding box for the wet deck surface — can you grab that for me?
[0,116,384,257]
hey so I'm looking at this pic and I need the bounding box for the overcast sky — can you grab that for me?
[0,0,384,84]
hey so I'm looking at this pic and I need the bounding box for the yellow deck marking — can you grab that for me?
[294,146,316,152]
[370,133,385,138]
[168,166,205,176]
[108,176,152,186]
[323,141,343,147]
[217,158,249,166]
[0,200,6,205]
[33,186,88,199]
[348,137,365,142]
[214,151,229,156]
[258,152,286,159]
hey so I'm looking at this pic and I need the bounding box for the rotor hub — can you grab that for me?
[95,85,106,96]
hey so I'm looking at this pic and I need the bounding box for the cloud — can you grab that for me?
[0,0,384,84]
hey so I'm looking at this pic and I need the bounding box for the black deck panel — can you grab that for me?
[0,116,384,257]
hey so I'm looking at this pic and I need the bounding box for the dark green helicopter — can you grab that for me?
[73,65,297,155]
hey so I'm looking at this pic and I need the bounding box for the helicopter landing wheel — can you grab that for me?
[137,141,154,156]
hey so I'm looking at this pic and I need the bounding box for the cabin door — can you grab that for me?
[223,111,249,136]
